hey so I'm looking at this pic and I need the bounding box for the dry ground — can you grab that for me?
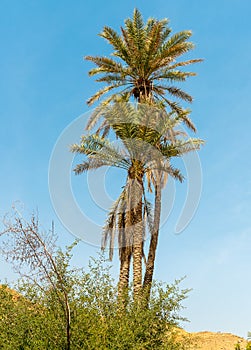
[184,330,248,350]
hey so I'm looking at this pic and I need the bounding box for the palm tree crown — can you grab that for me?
[85,9,202,131]
[72,104,203,298]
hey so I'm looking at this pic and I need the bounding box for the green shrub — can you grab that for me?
[0,254,190,349]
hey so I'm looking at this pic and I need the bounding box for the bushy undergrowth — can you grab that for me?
[0,251,190,349]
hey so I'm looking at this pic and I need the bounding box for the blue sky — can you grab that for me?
[1,0,251,338]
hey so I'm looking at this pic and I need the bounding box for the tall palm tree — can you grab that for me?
[83,9,202,302]
[72,103,203,299]
[85,8,202,133]
[103,184,154,300]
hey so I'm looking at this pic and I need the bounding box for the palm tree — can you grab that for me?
[72,103,203,300]
[85,8,202,132]
[83,9,202,302]
[102,184,153,300]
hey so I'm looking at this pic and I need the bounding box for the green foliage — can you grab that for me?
[235,343,241,350]
[246,342,251,350]
[0,252,190,349]
[86,8,202,111]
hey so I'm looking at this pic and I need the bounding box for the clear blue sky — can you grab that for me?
[1,0,251,338]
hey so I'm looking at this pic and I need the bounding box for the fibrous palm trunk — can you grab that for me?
[143,173,162,302]
[116,192,134,307]
[126,161,144,300]
[118,211,132,300]
[118,249,132,300]
[131,177,144,299]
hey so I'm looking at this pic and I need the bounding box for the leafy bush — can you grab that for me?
[0,252,190,349]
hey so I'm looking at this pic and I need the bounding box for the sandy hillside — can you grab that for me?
[186,331,248,350]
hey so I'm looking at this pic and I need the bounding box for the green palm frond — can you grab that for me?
[176,138,205,153]
[99,27,130,63]
[178,109,197,132]
[131,9,146,52]
[154,42,195,68]
[160,137,204,158]
[157,97,196,130]
[95,74,127,84]
[85,56,123,74]
[159,144,180,158]
[146,161,184,182]
[168,58,204,70]
[165,30,193,48]
[86,92,131,131]
[86,104,106,131]
[152,69,196,81]
[87,83,125,106]
[162,86,193,102]
[71,134,131,172]
[159,23,172,43]
[73,159,107,175]
[120,27,138,67]
[145,17,156,33]
[162,163,183,182]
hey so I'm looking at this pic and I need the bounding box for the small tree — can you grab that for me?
[0,207,76,350]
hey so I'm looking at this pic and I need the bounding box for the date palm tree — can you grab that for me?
[85,8,202,133]
[72,103,203,299]
[83,9,202,302]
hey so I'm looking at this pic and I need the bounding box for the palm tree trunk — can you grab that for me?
[118,249,131,300]
[117,209,132,303]
[118,173,143,301]
[143,175,162,302]
[133,223,143,298]
[130,176,144,300]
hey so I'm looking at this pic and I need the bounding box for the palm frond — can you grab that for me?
[72,134,131,172]
[176,138,205,153]
[153,69,196,82]
[73,159,106,175]
[154,42,195,71]
[85,56,123,74]
[168,58,203,70]
[160,137,204,159]
[99,27,130,63]
[95,73,127,84]
[150,162,184,182]
[165,30,193,48]
[87,84,121,106]
[102,189,127,260]
[162,86,193,102]
[159,23,172,43]
[132,9,147,55]
[178,109,197,132]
